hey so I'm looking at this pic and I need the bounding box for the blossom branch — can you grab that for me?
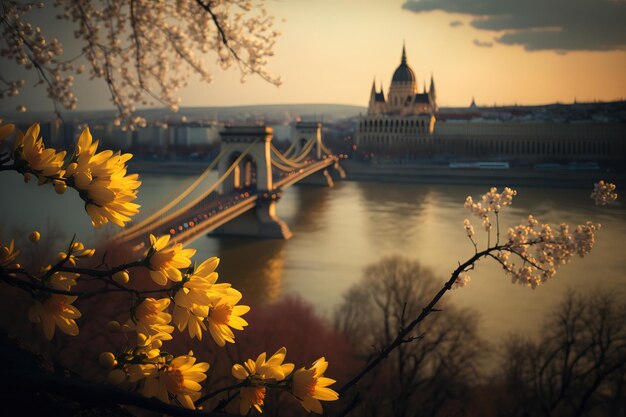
[336,243,507,397]
[0,5,62,118]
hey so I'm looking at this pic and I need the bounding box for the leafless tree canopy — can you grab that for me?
[335,256,485,417]
[497,291,626,417]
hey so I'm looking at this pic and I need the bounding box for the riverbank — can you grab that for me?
[340,160,625,188]
[128,159,625,188]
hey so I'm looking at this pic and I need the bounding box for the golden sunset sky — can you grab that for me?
[195,0,626,108]
[2,0,625,111]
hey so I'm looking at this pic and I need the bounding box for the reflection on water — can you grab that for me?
[2,171,625,343]
[287,185,332,233]
[212,237,286,306]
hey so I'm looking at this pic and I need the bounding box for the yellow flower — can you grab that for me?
[28,295,81,340]
[238,386,266,415]
[174,257,230,308]
[0,240,19,268]
[130,298,174,337]
[143,354,210,409]
[13,123,66,179]
[207,289,250,347]
[135,332,169,361]
[172,304,208,340]
[69,241,95,258]
[170,256,232,340]
[49,271,79,291]
[66,127,141,228]
[0,119,15,142]
[232,347,295,382]
[232,347,295,415]
[291,357,339,414]
[146,234,196,285]
[127,363,157,383]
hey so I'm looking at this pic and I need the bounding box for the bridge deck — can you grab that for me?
[120,157,337,248]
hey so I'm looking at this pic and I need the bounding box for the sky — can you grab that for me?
[2,0,626,112]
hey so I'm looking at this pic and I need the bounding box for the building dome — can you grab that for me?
[392,63,415,83]
[391,45,416,84]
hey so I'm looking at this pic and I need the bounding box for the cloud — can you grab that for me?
[449,20,463,28]
[473,39,493,48]
[402,0,626,52]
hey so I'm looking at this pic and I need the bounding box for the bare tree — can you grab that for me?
[0,0,280,127]
[334,256,485,417]
[496,291,626,417]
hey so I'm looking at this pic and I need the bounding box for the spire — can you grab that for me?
[370,78,376,96]
[429,73,436,94]
[401,41,407,64]
[423,81,427,93]
[379,81,384,95]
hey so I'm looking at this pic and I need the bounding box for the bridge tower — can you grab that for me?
[292,121,335,187]
[218,126,273,194]
[292,122,323,160]
[215,126,292,239]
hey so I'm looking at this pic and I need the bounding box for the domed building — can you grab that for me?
[356,44,438,154]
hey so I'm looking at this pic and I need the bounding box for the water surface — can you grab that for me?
[2,171,624,343]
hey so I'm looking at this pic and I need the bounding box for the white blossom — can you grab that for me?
[453,273,471,289]
[503,217,600,289]
[465,187,517,219]
[464,187,601,290]
[463,218,474,237]
[590,180,618,206]
[0,0,281,128]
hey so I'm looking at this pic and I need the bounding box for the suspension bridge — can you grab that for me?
[114,122,345,248]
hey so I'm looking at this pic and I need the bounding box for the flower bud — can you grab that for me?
[53,180,67,195]
[137,333,148,346]
[106,320,121,333]
[99,352,117,368]
[107,369,126,385]
[28,231,41,243]
[113,270,130,285]
[56,252,67,262]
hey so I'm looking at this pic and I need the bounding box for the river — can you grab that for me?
[1,170,625,344]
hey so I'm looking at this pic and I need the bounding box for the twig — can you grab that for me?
[197,382,243,405]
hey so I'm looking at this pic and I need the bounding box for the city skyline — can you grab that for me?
[1,0,625,113]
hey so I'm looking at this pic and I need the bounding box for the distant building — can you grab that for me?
[355,45,625,164]
[355,44,438,153]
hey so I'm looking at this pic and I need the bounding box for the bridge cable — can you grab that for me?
[117,147,229,240]
[320,142,333,156]
[115,139,260,243]
[282,140,298,158]
[270,158,305,173]
[270,144,310,168]
[289,138,317,163]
